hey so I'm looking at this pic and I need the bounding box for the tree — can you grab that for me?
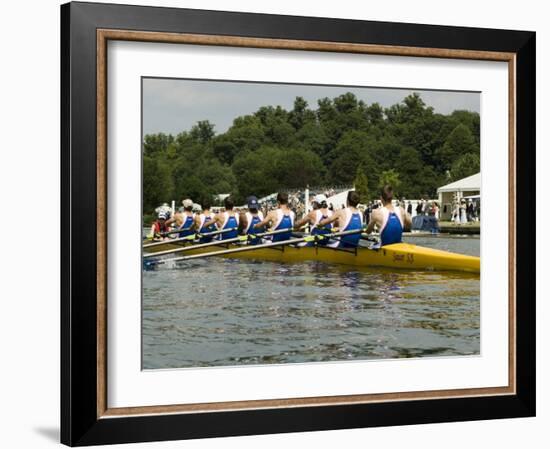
[435,123,478,171]
[231,147,281,200]
[378,169,401,195]
[141,90,480,218]
[354,165,370,203]
[190,120,215,144]
[329,130,377,186]
[288,96,315,130]
[142,155,174,213]
[276,148,325,189]
[450,153,480,181]
[143,133,174,157]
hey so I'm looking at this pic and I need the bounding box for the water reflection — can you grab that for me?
[143,237,480,369]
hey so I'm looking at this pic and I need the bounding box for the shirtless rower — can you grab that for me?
[365,185,412,246]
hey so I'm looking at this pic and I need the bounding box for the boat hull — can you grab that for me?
[144,241,480,273]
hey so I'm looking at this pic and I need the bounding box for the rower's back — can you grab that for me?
[219,197,239,240]
[178,207,195,238]
[271,192,295,242]
[337,191,363,249]
[198,206,216,243]
[378,185,404,246]
[245,210,264,244]
[311,206,333,245]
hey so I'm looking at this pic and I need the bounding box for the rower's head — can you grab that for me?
[346,190,360,208]
[277,192,288,207]
[247,196,259,213]
[157,212,167,223]
[224,196,234,211]
[182,198,193,212]
[313,194,327,210]
[202,200,211,212]
[380,185,394,205]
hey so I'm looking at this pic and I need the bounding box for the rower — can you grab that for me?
[240,196,265,245]
[204,196,239,240]
[194,201,217,243]
[365,185,411,246]
[318,190,363,248]
[254,192,295,242]
[294,194,333,245]
[166,198,195,238]
[150,212,170,241]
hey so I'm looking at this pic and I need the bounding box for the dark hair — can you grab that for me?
[249,207,258,214]
[380,185,393,203]
[202,201,211,210]
[277,192,288,205]
[224,196,234,210]
[347,190,360,207]
[184,205,193,212]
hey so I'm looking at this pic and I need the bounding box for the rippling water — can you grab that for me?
[142,235,480,369]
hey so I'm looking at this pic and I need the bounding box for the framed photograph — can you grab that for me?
[61,1,535,446]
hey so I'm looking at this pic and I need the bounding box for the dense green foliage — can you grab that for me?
[143,93,479,213]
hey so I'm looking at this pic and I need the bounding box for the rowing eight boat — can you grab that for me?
[143,239,480,273]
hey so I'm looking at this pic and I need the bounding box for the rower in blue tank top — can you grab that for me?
[253,192,295,242]
[243,196,265,245]
[365,185,412,246]
[203,196,239,241]
[294,194,333,246]
[318,190,363,249]
[165,198,195,238]
[194,202,217,243]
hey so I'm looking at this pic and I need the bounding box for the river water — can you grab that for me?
[142,235,480,369]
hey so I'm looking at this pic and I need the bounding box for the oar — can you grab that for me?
[143,227,237,248]
[144,225,202,241]
[143,228,293,258]
[143,226,193,242]
[147,228,364,267]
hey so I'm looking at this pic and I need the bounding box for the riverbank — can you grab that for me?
[437,221,480,234]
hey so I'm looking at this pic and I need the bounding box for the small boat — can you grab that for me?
[144,239,480,273]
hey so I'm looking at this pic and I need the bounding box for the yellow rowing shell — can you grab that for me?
[144,241,480,273]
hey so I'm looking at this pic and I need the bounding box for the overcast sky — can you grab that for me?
[142,78,480,136]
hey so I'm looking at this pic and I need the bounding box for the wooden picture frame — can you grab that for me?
[61,1,535,446]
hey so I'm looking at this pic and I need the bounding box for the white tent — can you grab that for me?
[437,172,481,193]
[437,173,480,220]
[326,188,355,210]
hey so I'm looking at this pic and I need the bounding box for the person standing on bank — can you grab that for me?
[366,185,412,246]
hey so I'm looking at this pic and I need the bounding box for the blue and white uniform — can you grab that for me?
[310,209,333,245]
[379,206,404,246]
[219,211,239,240]
[197,212,216,243]
[271,209,295,242]
[244,211,264,244]
[333,208,363,248]
[178,213,195,238]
